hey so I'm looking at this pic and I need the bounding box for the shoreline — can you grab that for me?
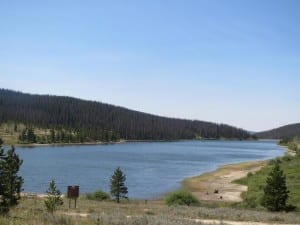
[182,160,266,202]
[7,138,265,148]
[182,144,288,203]
[10,140,127,147]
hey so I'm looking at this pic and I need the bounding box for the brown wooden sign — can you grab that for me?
[67,186,79,199]
[67,186,79,209]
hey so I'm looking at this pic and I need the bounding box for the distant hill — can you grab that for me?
[256,123,300,139]
[0,89,250,143]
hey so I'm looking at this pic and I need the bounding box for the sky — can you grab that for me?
[0,0,299,132]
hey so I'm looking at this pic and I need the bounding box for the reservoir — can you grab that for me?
[16,140,283,199]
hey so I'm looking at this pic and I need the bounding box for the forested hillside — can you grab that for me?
[0,89,250,143]
[256,123,300,139]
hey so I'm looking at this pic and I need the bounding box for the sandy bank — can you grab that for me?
[183,144,290,203]
[183,161,266,202]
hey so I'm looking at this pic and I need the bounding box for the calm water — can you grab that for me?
[16,140,283,199]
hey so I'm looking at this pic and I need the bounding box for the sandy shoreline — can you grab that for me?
[183,145,289,202]
[183,160,266,202]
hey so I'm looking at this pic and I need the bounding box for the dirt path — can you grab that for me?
[61,212,298,225]
[62,212,89,217]
[183,161,266,202]
[192,218,297,225]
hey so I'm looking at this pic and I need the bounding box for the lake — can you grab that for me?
[16,140,283,199]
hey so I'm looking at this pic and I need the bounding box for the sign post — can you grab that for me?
[67,185,79,209]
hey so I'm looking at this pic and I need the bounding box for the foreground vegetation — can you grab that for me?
[235,138,300,210]
[0,143,23,214]
[1,196,300,225]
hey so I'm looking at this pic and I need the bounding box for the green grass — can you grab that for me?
[235,154,300,211]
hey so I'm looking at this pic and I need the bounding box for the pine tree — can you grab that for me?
[50,129,56,143]
[0,144,23,214]
[44,179,63,214]
[261,161,289,211]
[27,128,36,143]
[110,167,128,203]
[0,143,8,214]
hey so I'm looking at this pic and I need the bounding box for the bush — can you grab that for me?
[247,172,253,177]
[288,143,298,152]
[165,189,199,206]
[86,190,110,201]
[282,155,292,162]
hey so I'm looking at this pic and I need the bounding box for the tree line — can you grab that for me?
[256,123,300,139]
[0,89,251,142]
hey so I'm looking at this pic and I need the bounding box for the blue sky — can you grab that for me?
[0,0,299,131]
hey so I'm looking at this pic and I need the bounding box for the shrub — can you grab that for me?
[165,189,199,206]
[247,172,253,177]
[86,190,110,201]
[288,143,298,152]
[282,155,292,162]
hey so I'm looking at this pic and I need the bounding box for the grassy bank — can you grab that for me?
[183,138,300,213]
[235,139,300,211]
[1,195,300,225]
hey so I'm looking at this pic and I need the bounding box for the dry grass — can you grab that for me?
[0,122,52,145]
[1,195,300,225]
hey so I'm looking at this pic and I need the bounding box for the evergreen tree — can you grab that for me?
[27,128,36,143]
[0,143,7,214]
[0,144,23,214]
[110,167,128,203]
[44,179,63,214]
[50,129,56,143]
[261,161,289,211]
[19,128,36,143]
[19,129,27,143]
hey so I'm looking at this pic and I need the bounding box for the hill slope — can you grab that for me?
[0,89,250,143]
[256,123,300,139]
